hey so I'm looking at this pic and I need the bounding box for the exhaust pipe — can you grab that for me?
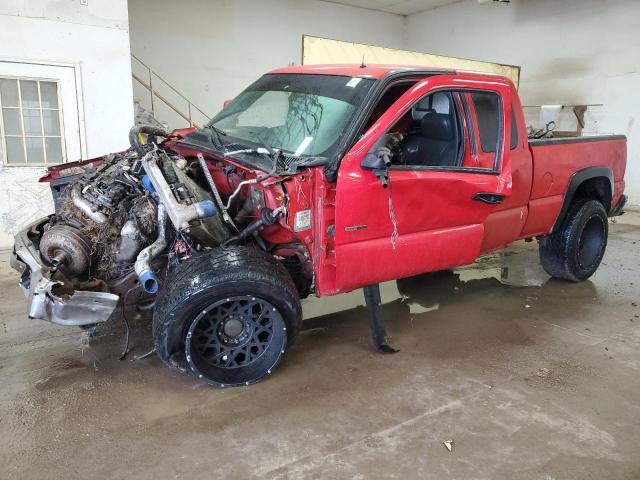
[135,203,168,294]
[71,184,107,224]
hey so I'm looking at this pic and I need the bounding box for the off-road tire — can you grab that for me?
[153,246,302,386]
[539,199,608,282]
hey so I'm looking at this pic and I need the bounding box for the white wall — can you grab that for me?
[405,0,640,205]
[128,0,405,127]
[0,0,134,247]
[129,0,639,205]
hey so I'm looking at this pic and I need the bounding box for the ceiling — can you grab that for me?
[321,0,464,16]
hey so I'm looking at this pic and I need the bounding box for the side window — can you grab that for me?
[386,90,466,169]
[470,92,500,153]
[510,107,518,150]
[370,88,503,172]
[361,81,417,132]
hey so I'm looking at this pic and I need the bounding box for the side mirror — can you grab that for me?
[360,152,387,171]
[360,147,392,188]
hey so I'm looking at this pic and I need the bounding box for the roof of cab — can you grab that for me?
[269,64,456,79]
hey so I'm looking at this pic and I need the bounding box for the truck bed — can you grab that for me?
[522,134,627,237]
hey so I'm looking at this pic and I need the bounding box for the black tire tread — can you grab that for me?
[153,246,302,372]
[539,199,608,282]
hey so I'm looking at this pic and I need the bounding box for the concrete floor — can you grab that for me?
[1,212,640,480]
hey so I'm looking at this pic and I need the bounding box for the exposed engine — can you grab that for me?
[10,123,314,335]
[42,151,156,281]
[38,133,230,300]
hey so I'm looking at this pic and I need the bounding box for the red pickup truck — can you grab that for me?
[11,65,627,387]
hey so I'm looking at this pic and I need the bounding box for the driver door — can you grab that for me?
[333,74,515,292]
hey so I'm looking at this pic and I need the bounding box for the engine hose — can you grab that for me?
[197,153,238,231]
[223,208,283,247]
[225,178,258,210]
[129,124,170,155]
[134,203,168,294]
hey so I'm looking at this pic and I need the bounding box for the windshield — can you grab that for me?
[206,74,375,159]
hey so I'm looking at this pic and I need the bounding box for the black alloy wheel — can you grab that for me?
[185,295,287,387]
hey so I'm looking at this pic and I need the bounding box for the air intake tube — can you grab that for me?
[141,151,217,230]
[129,124,170,155]
[135,203,167,294]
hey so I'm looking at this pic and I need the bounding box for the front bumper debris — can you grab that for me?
[10,218,119,326]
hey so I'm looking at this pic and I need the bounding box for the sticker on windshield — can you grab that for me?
[346,77,363,88]
[294,136,314,156]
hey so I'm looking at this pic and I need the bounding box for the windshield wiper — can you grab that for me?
[233,135,327,173]
[246,133,286,165]
[202,124,226,150]
[201,126,277,163]
[225,146,273,158]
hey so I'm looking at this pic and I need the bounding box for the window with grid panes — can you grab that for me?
[0,78,65,165]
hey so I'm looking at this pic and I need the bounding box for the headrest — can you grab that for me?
[412,97,433,121]
[420,112,454,141]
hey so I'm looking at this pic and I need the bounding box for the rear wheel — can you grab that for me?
[539,199,608,282]
[153,246,302,387]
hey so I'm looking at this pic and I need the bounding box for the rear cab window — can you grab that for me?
[510,107,518,150]
[465,92,503,170]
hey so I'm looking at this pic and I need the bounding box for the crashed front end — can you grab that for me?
[9,128,231,327]
[10,125,314,328]
[11,219,120,326]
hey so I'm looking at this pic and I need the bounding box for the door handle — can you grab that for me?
[472,192,505,204]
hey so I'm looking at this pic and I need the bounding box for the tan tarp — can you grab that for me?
[302,35,520,87]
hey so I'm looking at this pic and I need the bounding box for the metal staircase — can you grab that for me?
[131,53,211,129]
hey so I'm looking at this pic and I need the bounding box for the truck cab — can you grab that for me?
[329,70,526,293]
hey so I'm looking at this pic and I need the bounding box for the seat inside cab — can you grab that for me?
[360,86,500,171]
[401,92,462,167]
